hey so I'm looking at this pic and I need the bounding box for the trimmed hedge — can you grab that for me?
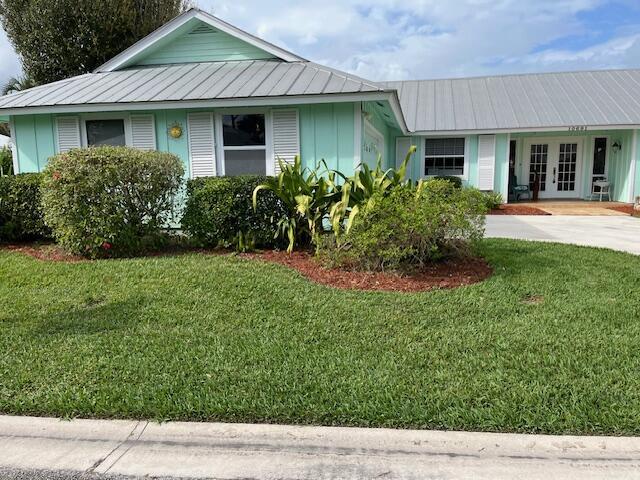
[434,175,463,189]
[0,173,50,241]
[41,146,184,258]
[182,176,286,250]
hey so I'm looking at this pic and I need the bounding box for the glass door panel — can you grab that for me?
[529,144,548,191]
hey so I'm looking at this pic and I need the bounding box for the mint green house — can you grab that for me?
[1,8,640,204]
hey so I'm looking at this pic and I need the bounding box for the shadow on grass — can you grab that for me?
[22,298,144,336]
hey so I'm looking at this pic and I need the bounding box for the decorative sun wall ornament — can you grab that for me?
[168,122,183,139]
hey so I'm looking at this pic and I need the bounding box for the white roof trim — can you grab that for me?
[0,92,398,116]
[413,124,640,136]
[96,8,305,73]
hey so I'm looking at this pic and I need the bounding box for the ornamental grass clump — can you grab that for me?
[41,146,184,258]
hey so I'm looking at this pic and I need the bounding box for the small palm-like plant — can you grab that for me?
[2,76,37,96]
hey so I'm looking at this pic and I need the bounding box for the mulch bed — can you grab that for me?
[607,205,634,215]
[489,205,551,215]
[241,250,492,292]
[2,242,493,293]
[2,243,86,262]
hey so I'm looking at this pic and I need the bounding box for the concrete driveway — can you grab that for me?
[486,215,640,255]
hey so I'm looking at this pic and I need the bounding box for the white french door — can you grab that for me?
[524,138,583,199]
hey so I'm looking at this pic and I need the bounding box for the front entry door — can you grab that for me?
[526,139,582,199]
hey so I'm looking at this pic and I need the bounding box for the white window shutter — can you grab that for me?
[187,113,216,178]
[56,117,81,153]
[130,115,156,150]
[396,137,413,168]
[272,109,299,174]
[478,135,496,190]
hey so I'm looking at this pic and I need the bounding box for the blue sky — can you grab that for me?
[1,0,640,85]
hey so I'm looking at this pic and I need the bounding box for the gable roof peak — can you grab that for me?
[95,8,306,73]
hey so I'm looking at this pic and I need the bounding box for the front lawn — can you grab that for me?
[1,239,640,435]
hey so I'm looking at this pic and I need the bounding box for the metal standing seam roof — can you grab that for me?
[0,60,386,110]
[383,69,640,132]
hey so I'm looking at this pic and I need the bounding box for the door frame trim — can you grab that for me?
[522,136,585,199]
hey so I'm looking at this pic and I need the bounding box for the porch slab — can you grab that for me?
[512,201,630,216]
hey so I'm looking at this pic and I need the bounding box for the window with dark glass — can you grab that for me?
[222,114,266,175]
[86,119,126,146]
[222,115,265,146]
[424,138,465,176]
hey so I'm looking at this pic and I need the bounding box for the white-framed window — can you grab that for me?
[85,119,127,146]
[424,137,468,177]
[220,113,268,176]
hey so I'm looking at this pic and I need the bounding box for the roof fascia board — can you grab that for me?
[0,92,395,116]
[412,124,640,136]
[96,9,303,73]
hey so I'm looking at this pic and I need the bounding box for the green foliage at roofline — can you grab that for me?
[0,0,192,86]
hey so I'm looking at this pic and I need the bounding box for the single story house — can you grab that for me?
[1,8,639,203]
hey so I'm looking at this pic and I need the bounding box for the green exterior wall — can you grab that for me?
[299,103,356,173]
[494,134,509,200]
[135,22,275,66]
[362,101,399,170]
[10,104,640,204]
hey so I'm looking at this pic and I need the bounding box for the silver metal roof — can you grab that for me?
[0,60,384,110]
[384,69,640,132]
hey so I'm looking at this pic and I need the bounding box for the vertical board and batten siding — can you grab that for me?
[130,115,156,150]
[135,24,276,66]
[55,117,81,153]
[299,103,356,173]
[395,137,413,169]
[477,134,496,190]
[272,109,300,173]
[187,112,216,177]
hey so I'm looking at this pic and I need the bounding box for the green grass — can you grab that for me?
[1,239,640,435]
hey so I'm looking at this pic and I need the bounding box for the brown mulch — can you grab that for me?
[2,243,86,262]
[607,205,634,215]
[489,205,551,215]
[241,250,492,292]
[2,242,493,292]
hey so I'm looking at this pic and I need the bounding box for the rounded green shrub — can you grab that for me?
[433,175,463,189]
[182,175,286,250]
[318,179,488,271]
[0,173,50,241]
[41,146,184,258]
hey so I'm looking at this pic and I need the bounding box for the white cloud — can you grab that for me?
[0,0,639,87]
[0,28,21,86]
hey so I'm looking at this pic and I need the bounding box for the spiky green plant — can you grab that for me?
[329,145,417,235]
[253,156,340,253]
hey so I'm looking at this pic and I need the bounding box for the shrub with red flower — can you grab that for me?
[101,242,112,251]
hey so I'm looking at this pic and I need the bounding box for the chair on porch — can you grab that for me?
[592,179,612,201]
[509,173,531,201]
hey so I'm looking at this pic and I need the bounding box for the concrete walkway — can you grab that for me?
[2,415,640,479]
[486,215,640,255]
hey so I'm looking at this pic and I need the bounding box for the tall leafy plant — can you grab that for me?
[329,145,417,234]
[253,156,340,253]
